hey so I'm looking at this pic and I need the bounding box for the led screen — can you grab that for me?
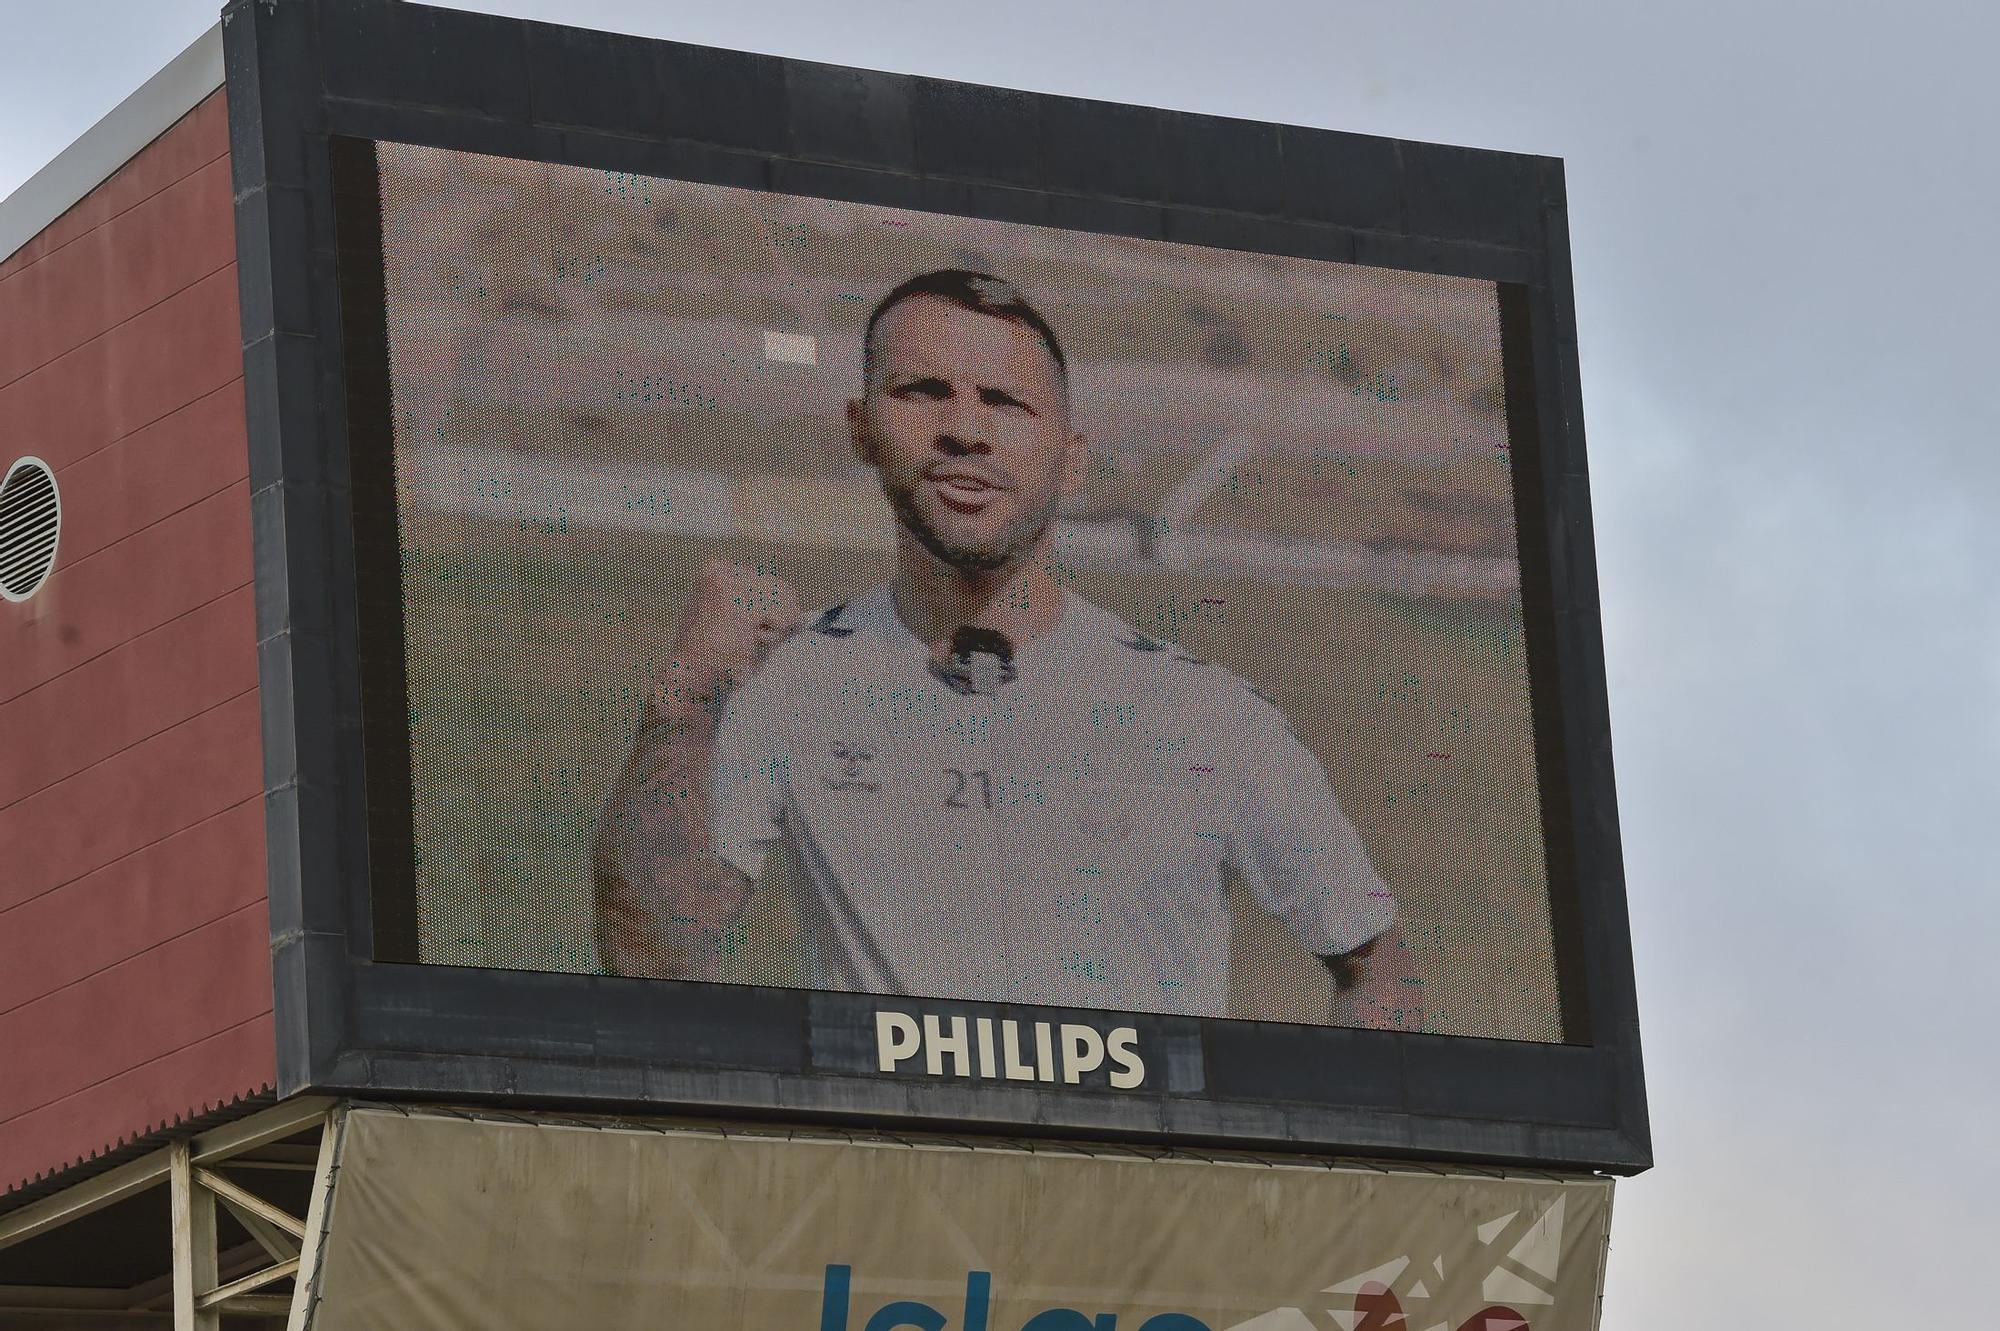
[359,140,1574,1042]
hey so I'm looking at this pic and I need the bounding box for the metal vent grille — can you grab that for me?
[0,457,61,602]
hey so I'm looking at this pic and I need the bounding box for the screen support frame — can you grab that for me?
[226,0,1648,1173]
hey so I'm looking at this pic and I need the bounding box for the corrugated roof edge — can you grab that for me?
[0,1089,277,1218]
[0,24,225,268]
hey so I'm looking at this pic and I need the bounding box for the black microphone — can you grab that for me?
[936,626,1017,696]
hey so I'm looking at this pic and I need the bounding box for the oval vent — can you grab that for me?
[0,457,61,602]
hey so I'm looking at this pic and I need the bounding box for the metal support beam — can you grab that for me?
[167,1143,219,1331]
[194,1169,307,1239]
[213,1196,302,1265]
[0,1311,170,1326]
[284,1109,344,1331]
[0,1151,170,1252]
[0,1097,334,1253]
[196,1257,300,1310]
[131,1241,280,1313]
[218,1143,321,1172]
[0,1099,341,1327]
[188,1099,335,1167]
[216,1293,293,1316]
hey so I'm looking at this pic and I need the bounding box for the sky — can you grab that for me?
[3,0,1996,1324]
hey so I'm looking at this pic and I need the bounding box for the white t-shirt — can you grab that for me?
[709,584,1395,1017]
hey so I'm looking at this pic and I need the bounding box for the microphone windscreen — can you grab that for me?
[950,625,1015,664]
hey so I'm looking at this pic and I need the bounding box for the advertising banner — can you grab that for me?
[303,1108,1611,1331]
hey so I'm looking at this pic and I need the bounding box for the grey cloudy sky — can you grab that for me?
[4,0,1995,1324]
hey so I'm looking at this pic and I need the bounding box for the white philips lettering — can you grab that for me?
[876,1010,921,1072]
[874,1011,1145,1090]
[1000,1020,1037,1081]
[975,1017,998,1078]
[1059,1024,1105,1084]
[923,1013,972,1077]
[1106,1026,1146,1089]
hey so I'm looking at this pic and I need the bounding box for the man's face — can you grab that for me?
[849,294,1083,573]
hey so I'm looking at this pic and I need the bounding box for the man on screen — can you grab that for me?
[593,269,1419,1028]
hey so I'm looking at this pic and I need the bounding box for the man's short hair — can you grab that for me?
[861,269,1068,389]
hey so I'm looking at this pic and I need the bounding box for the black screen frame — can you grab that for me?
[227,0,1648,1172]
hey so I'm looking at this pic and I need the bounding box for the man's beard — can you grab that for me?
[884,478,1058,574]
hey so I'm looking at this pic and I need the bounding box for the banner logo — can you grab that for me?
[820,1266,1208,1331]
[1231,1195,1568,1331]
[820,1200,1564,1331]
[815,1258,1555,1331]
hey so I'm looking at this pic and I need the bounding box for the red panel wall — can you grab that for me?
[0,91,275,1195]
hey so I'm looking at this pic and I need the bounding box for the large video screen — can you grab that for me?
[356,140,1574,1043]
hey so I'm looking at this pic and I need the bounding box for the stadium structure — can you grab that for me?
[0,3,1645,1327]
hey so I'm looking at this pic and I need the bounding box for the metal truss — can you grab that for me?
[0,1098,340,1329]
